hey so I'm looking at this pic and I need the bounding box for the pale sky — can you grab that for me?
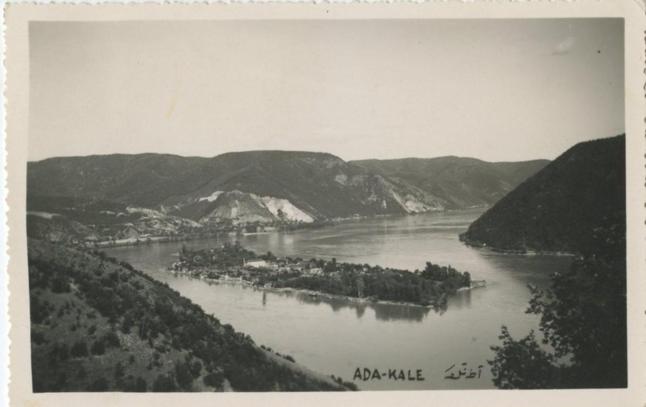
[29,19,624,162]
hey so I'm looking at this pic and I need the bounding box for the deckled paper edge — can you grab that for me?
[2,2,645,407]
[1,4,7,407]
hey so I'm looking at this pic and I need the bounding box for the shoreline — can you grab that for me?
[87,234,225,249]
[75,208,491,250]
[175,271,485,309]
[459,236,577,257]
[267,282,486,308]
[265,286,436,309]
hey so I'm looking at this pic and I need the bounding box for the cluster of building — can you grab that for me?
[169,249,328,287]
[73,221,275,249]
[242,258,323,275]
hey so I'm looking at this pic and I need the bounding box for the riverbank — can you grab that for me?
[87,208,486,250]
[267,282,487,308]
[86,222,335,249]
[174,269,486,310]
[267,286,439,309]
[459,235,576,257]
[180,273,438,309]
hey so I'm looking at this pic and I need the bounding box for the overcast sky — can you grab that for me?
[29,19,624,162]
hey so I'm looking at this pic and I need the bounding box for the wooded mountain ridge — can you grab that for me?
[27,151,548,229]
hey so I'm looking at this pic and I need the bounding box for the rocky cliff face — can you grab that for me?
[170,190,314,225]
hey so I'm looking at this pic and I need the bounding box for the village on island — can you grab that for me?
[169,242,485,308]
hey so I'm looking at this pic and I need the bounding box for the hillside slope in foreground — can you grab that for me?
[28,239,353,392]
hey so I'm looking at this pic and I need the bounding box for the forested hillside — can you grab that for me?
[460,135,625,254]
[28,151,548,226]
[28,239,352,392]
[485,135,626,389]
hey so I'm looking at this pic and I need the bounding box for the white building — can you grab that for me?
[244,259,268,269]
[308,267,323,275]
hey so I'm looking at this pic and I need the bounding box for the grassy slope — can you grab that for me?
[28,239,350,392]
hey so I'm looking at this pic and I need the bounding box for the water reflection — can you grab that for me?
[372,303,437,322]
[450,289,472,310]
[267,289,440,322]
[171,272,457,323]
[354,303,367,319]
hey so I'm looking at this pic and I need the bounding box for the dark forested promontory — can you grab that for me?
[460,135,625,255]
[480,135,627,388]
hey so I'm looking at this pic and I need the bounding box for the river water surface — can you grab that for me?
[105,209,572,390]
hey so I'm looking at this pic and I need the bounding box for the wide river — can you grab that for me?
[105,209,572,390]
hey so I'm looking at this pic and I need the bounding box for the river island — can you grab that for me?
[169,242,484,309]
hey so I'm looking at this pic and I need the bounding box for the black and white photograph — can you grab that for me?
[4,4,642,402]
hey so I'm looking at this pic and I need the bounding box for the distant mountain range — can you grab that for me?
[352,157,549,210]
[27,151,548,232]
[460,135,625,254]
